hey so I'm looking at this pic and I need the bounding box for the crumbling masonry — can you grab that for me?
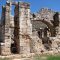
[0,1,60,55]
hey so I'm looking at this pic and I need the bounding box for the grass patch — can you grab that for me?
[33,54,60,60]
[33,54,41,60]
[0,58,10,60]
[47,55,60,60]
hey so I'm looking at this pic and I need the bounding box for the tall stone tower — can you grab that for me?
[19,2,32,54]
[1,1,11,55]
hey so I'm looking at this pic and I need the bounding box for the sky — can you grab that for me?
[0,0,60,17]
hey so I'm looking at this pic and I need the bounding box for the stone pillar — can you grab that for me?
[19,2,32,54]
[1,1,11,55]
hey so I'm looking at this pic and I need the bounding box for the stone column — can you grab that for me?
[1,1,11,55]
[19,2,32,54]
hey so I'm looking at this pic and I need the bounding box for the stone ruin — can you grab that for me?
[0,1,60,56]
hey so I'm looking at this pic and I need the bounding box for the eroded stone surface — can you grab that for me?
[0,1,60,56]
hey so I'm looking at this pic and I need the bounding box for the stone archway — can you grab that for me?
[31,19,56,37]
[31,19,55,50]
[39,19,56,37]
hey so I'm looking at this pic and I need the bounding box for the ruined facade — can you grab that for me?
[0,1,60,55]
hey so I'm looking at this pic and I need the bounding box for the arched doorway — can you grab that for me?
[31,20,53,50]
[31,19,56,38]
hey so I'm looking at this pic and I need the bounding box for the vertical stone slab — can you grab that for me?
[19,2,32,54]
[1,1,11,55]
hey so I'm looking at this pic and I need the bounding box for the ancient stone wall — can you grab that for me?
[1,2,11,55]
[19,2,32,54]
[0,1,60,56]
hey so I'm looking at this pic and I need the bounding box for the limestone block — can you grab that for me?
[1,43,11,55]
[10,21,14,27]
[20,34,30,54]
[48,51,54,55]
